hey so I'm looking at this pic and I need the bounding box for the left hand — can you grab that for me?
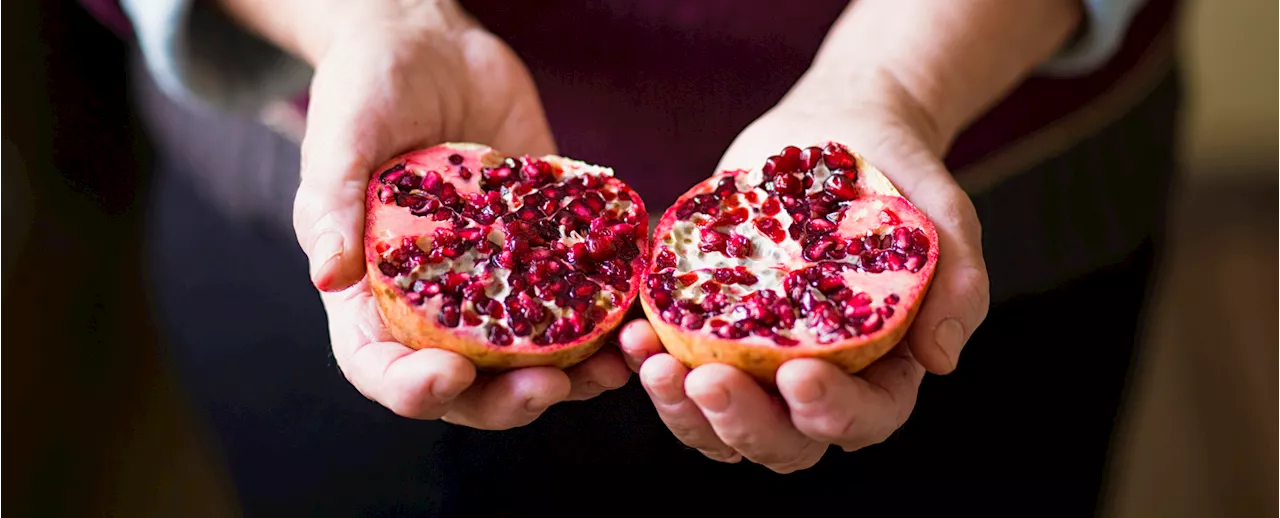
[621,73,991,472]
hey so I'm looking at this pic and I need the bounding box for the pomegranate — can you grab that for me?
[640,142,938,383]
[365,143,648,370]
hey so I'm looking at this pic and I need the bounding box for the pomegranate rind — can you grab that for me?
[365,143,648,371]
[640,147,937,384]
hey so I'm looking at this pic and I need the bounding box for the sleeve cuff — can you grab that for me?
[121,0,312,114]
[1038,0,1150,76]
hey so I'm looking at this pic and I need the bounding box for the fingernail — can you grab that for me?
[790,378,825,405]
[524,396,552,413]
[934,318,964,370]
[692,385,730,413]
[310,231,345,278]
[648,375,683,406]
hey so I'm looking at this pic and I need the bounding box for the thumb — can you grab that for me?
[898,173,990,374]
[293,129,380,292]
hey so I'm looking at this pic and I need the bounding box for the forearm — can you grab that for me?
[799,0,1083,154]
[215,0,469,65]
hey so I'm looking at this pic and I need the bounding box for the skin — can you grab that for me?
[218,0,1080,462]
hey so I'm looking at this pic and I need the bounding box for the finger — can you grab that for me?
[618,320,666,373]
[442,367,572,430]
[684,364,826,473]
[565,346,632,401]
[639,354,740,463]
[321,282,476,419]
[777,347,924,452]
[897,176,991,374]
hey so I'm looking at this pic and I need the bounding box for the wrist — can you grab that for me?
[217,0,474,66]
[782,67,953,158]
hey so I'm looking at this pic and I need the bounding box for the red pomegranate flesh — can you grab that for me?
[365,143,648,370]
[640,142,938,383]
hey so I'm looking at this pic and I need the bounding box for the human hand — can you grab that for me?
[285,1,631,428]
[621,73,991,471]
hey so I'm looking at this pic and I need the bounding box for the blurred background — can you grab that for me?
[3,0,1275,516]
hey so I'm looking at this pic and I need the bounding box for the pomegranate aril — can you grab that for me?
[911,229,930,253]
[714,177,737,197]
[652,290,673,310]
[713,268,735,283]
[822,144,855,171]
[772,173,802,196]
[761,197,781,216]
[725,233,753,259]
[378,261,400,278]
[379,163,407,184]
[856,313,883,334]
[405,292,424,305]
[699,230,729,253]
[681,313,705,330]
[905,253,926,272]
[844,303,874,320]
[806,218,836,235]
[655,248,678,269]
[824,173,857,200]
[421,170,443,194]
[395,193,425,208]
[816,276,844,295]
[799,146,823,170]
[701,282,721,294]
[893,227,912,250]
[675,273,699,286]
[754,217,786,243]
[732,267,758,285]
[878,306,895,320]
[773,335,800,346]
[585,235,616,260]
[884,251,906,271]
[803,237,835,262]
[438,304,461,328]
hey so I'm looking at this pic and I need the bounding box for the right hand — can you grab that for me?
[288,1,632,429]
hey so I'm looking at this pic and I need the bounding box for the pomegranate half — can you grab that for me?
[365,143,648,370]
[640,142,938,383]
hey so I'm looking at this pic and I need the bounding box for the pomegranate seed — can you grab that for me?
[893,227,912,250]
[699,230,729,253]
[911,229,930,253]
[651,290,673,310]
[377,185,396,204]
[405,292,424,305]
[813,302,843,332]
[773,335,800,346]
[761,197,781,216]
[438,304,460,328]
[822,144,855,171]
[447,153,464,165]
[717,324,748,339]
[655,248,678,269]
[488,325,513,346]
[761,156,783,177]
[725,233,753,259]
[816,276,843,294]
[713,268,735,283]
[395,193,424,208]
[611,223,636,239]
[777,146,802,172]
[754,217,786,243]
[733,266,758,285]
[379,163,406,184]
[884,251,906,271]
[799,146,823,170]
[844,303,873,320]
[708,318,726,328]
[878,306,895,320]
[802,236,835,261]
[583,192,607,212]
[806,218,836,235]
[675,273,699,286]
[462,310,482,326]
[772,173,803,196]
[856,313,883,334]
[702,293,728,313]
[585,235,616,260]
[701,282,721,294]
[905,253,926,272]
[681,313,705,330]
[714,177,737,197]
[422,170,443,194]
[824,173,857,200]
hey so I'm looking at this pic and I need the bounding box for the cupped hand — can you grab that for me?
[621,77,991,470]
[291,3,631,429]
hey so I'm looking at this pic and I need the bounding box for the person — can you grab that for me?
[83,0,1182,515]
